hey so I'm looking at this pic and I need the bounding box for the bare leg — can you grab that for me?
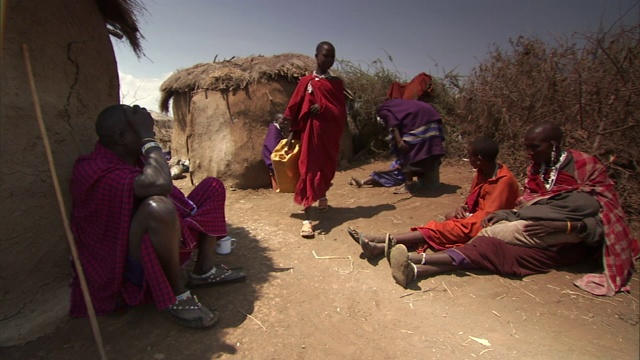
[414,252,459,277]
[192,234,218,275]
[129,196,186,295]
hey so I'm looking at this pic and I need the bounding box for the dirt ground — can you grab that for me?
[2,160,639,360]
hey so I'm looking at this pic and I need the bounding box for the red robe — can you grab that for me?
[284,73,347,207]
[413,163,520,250]
[520,150,639,296]
[69,142,227,316]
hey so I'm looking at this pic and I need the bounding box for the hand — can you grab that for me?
[523,221,566,238]
[309,104,320,114]
[453,205,469,219]
[125,105,155,138]
[482,212,505,227]
[397,140,410,153]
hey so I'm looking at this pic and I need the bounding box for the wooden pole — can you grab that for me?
[22,44,108,360]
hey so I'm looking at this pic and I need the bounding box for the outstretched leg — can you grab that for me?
[390,246,462,288]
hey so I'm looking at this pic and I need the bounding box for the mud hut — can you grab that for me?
[0,0,143,345]
[159,54,353,189]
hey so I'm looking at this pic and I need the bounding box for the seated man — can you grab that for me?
[69,104,244,328]
[262,113,289,190]
[348,137,519,257]
[389,122,639,296]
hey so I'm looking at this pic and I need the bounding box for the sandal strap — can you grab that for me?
[169,293,203,310]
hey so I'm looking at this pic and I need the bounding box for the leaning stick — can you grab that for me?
[22,44,107,360]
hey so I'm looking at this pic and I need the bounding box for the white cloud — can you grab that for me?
[118,72,173,113]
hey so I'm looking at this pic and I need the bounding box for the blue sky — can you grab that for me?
[112,0,639,112]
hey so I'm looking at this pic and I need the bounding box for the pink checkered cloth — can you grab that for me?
[520,150,639,296]
[69,142,227,316]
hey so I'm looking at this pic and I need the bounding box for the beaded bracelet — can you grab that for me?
[142,141,161,154]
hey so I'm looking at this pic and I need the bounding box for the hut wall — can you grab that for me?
[0,0,119,345]
[170,92,192,161]
[174,80,297,188]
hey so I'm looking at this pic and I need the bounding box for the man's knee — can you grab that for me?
[199,176,224,190]
[139,196,177,221]
[197,177,226,200]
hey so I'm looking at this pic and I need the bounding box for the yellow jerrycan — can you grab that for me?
[270,139,301,193]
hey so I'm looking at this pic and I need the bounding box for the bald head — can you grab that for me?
[525,122,563,144]
[96,104,129,146]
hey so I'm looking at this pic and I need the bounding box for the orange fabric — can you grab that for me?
[386,72,433,100]
[413,163,520,250]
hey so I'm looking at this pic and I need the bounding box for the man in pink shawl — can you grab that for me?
[388,122,639,296]
[70,105,244,328]
[284,41,347,238]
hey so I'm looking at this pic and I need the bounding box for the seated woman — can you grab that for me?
[348,137,519,258]
[388,122,639,296]
[349,159,406,188]
[376,99,446,193]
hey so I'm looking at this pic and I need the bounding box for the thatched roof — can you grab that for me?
[96,0,145,57]
[159,53,316,113]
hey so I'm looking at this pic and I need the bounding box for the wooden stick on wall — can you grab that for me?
[22,44,108,360]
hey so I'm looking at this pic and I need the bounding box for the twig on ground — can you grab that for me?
[461,271,480,278]
[495,294,507,300]
[312,251,354,274]
[491,311,501,317]
[237,309,267,331]
[442,281,454,297]
[561,290,618,305]
[500,279,544,303]
[479,349,494,356]
[399,283,442,298]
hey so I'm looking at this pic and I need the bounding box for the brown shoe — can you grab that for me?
[389,245,416,288]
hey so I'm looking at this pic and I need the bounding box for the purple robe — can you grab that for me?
[376,99,446,167]
[262,122,284,172]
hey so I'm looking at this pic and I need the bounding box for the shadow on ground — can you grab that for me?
[290,204,397,236]
[1,224,275,360]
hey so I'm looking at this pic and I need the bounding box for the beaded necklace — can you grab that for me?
[540,150,566,190]
[313,70,331,80]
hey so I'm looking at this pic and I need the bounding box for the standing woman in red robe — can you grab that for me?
[284,41,347,238]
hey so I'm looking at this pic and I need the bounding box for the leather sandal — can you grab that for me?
[301,220,315,238]
[163,293,219,328]
[188,264,246,288]
[317,197,329,212]
[389,244,416,288]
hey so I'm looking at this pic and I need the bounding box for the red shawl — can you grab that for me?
[520,150,639,295]
[386,72,434,100]
[69,143,227,316]
[284,73,347,207]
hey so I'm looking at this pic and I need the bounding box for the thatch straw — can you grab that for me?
[96,0,146,57]
[159,53,315,113]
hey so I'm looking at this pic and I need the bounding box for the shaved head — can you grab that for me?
[469,137,499,162]
[526,122,563,144]
[316,41,335,54]
[96,104,129,145]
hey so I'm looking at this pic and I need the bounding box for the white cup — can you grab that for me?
[216,236,236,255]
